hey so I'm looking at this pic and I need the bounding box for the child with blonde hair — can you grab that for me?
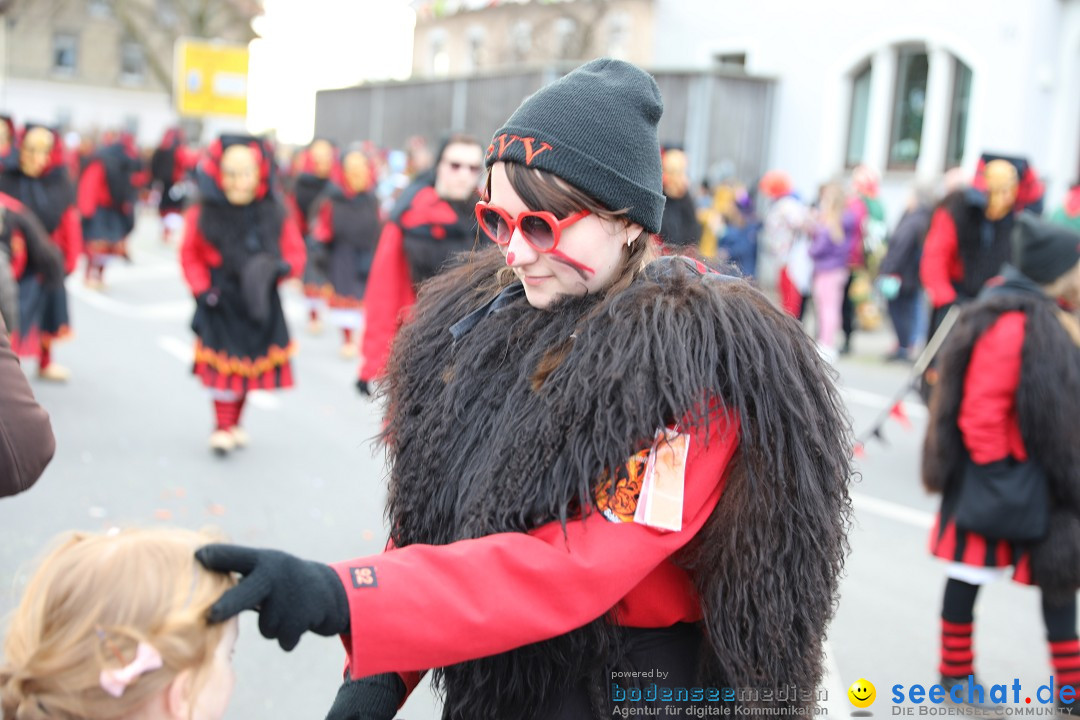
[1,528,237,720]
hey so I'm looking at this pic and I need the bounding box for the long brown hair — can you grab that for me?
[1,528,235,720]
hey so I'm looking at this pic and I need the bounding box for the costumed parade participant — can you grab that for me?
[0,124,82,381]
[0,528,239,720]
[922,214,1080,712]
[78,132,142,288]
[150,127,194,244]
[0,191,63,340]
[658,146,702,250]
[310,146,381,358]
[356,133,482,395]
[0,116,15,167]
[758,170,810,317]
[290,137,338,335]
[196,59,852,719]
[180,135,305,456]
[1050,181,1080,233]
[841,165,886,355]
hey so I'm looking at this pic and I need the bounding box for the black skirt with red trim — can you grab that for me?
[929,484,1034,585]
[190,279,294,393]
[12,275,71,357]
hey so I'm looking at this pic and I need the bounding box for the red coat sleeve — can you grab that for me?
[920,208,960,308]
[359,222,416,382]
[77,160,107,217]
[278,214,306,279]
[312,199,334,244]
[958,311,1028,464]
[179,207,212,295]
[53,207,82,275]
[330,415,739,679]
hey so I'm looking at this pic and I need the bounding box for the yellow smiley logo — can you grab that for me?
[848,678,876,708]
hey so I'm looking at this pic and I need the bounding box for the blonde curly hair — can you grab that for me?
[1,527,235,720]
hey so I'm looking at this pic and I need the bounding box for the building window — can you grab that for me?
[52,33,78,75]
[606,12,630,60]
[888,47,929,169]
[465,26,484,72]
[88,0,112,18]
[120,40,145,84]
[553,16,578,60]
[509,20,532,64]
[714,52,747,71]
[945,59,973,169]
[846,63,872,168]
[428,29,449,76]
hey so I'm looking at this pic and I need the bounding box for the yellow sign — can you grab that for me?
[174,38,249,118]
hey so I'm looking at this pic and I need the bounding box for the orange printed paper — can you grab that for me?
[634,429,689,532]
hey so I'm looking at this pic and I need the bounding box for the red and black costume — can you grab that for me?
[0,125,82,368]
[923,249,1080,691]
[150,128,194,239]
[333,252,851,718]
[0,192,63,338]
[78,134,142,280]
[358,175,477,385]
[180,136,305,435]
[288,140,339,310]
[309,168,381,336]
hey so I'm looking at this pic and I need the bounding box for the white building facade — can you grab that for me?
[653,0,1080,218]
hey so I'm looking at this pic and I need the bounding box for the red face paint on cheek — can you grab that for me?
[505,251,515,265]
[549,249,595,279]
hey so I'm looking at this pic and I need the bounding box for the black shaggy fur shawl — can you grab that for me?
[380,249,853,719]
[923,267,1080,600]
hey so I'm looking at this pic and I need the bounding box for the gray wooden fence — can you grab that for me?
[315,67,774,185]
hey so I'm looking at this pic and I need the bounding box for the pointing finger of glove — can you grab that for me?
[207,571,273,624]
[195,543,261,575]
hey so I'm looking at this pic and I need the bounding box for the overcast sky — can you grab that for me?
[247,0,415,145]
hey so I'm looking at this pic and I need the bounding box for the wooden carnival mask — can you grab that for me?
[220,144,260,206]
[983,159,1019,222]
[309,139,334,180]
[342,151,372,194]
[20,127,55,178]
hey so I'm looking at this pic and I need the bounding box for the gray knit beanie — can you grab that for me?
[485,58,666,234]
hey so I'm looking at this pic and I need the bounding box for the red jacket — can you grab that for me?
[958,310,1028,464]
[179,206,306,295]
[358,221,416,382]
[54,207,81,276]
[920,208,964,309]
[329,413,739,696]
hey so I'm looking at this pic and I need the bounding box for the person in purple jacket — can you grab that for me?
[809,182,856,359]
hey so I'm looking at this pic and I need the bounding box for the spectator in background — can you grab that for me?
[809,182,855,360]
[717,187,760,279]
[658,146,702,250]
[758,170,811,317]
[1050,181,1080,233]
[878,183,934,361]
[842,165,887,355]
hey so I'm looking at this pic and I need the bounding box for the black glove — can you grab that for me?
[356,379,371,397]
[326,673,405,720]
[195,544,350,651]
[275,259,292,279]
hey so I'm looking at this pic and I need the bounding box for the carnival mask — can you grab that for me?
[220,144,260,206]
[20,127,55,178]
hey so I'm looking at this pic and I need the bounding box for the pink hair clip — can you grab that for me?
[99,641,163,698]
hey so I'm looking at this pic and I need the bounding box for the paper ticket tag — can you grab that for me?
[633,428,689,532]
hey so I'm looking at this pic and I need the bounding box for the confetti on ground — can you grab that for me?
[88,506,107,519]
[174,488,187,499]
[361,529,375,541]
[154,509,173,520]
[206,504,226,517]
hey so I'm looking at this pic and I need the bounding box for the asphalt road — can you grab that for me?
[0,212,1058,718]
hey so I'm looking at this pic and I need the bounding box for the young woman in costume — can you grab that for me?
[196,59,852,719]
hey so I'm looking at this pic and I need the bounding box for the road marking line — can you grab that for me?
[851,491,935,528]
[69,282,193,320]
[157,335,192,363]
[840,386,928,419]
